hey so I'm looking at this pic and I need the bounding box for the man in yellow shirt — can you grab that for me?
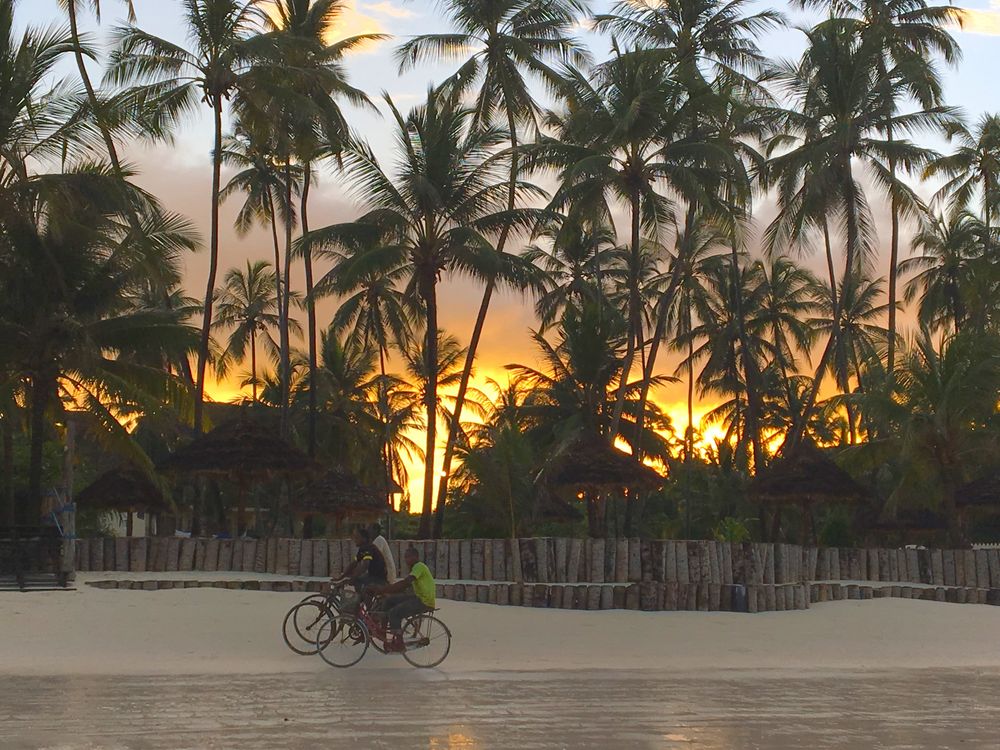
[374,546,435,652]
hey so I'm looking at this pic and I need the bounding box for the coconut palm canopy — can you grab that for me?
[9,0,1000,545]
[956,470,1000,509]
[75,466,172,515]
[751,444,868,506]
[545,434,664,495]
[292,466,388,519]
[157,416,315,478]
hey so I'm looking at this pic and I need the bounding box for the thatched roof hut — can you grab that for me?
[157,415,315,533]
[545,434,664,494]
[956,470,1000,509]
[75,466,172,515]
[751,443,868,506]
[157,416,314,478]
[292,466,389,524]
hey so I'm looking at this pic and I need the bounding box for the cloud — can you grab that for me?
[362,2,417,20]
[954,2,1000,35]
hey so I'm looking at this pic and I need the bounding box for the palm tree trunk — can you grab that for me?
[267,193,284,317]
[194,96,224,432]
[632,203,697,458]
[432,112,521,537]
[887,121,900,379]
[783,332,836,453]
[686,300,694,462]
[301,162,318,457]
[822,218,840,318]
[379,345,393,509]
[279,162,294,435]
[729,240,764,472]
[2,412,14,526]
[27,374,50,524]
[609,189,642,441]
[418,283,439,539]
[250,331,258,403]
[842,158,861,277]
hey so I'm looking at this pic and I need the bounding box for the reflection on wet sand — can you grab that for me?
[2,670,999,749]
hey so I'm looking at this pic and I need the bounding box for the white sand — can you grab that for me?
[2,574,999,676]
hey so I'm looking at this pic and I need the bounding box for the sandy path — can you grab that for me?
[2,575,1000,676]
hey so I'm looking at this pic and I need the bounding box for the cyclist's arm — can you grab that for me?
[333,558,364,582]
[377,574,415,595]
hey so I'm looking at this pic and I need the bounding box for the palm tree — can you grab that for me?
[219,128,294,320]
[755,256,818,400]
[794,0,960,375]
[900,211,989,333]
[309,226,413,505]
[594,0,782,92]
[809,271,889,443]
[845,0,958,376]
[248,0,379,450]
[861,329,1000,543]
[767,19,945,449]
[312,87,517,536]
[0,166,199,521]
[925,114,1000,235]
[530,50,700,442]
[523,218,622,330]
[507,303,676,535]
[660,214,728,461]
[107,0,264,432]
[768,19,938,279]
[213,260,287,402]
[397,0,588,534]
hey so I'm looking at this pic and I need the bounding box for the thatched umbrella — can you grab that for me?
[157,415,315,533]
[546,434,664,493]
[75,466,172,536]
[292,466,389,531]
[751,443,868,543]
[545,434,664,537]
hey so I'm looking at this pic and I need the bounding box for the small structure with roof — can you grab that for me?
[157,414,315,534]
[751,442,868,543]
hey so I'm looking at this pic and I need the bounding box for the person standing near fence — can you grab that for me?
[371,523,397,583]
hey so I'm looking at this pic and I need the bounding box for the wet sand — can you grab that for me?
[3,669,999,749]
[4,581,1000,747]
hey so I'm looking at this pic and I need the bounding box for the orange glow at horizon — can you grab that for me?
[206,366,732,513]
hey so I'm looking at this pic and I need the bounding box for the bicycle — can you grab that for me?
[314,584,451,669]
[281,587,346,656]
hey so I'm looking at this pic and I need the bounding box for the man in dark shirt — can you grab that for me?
[334,526,388,589]
[332,526,387,614]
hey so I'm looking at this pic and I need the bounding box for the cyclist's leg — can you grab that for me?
[388,595,426,632]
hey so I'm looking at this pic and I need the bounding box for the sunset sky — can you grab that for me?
[16,0,1000,496]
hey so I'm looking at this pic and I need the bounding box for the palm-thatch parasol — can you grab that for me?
[544,433,664,537]
[157,415,316,532]
[75,466,172,536]
[751,442,868,542]
[292,466,389,529]
[546,433,664,493]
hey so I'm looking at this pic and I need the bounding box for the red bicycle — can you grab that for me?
[314,584,451,669]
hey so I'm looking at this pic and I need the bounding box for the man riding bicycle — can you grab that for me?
[332,526,388,612]
[372,546,435,652]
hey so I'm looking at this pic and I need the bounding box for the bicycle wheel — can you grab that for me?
[401,614,451,669]
[316,615,370,668]
[282,599,332,656]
